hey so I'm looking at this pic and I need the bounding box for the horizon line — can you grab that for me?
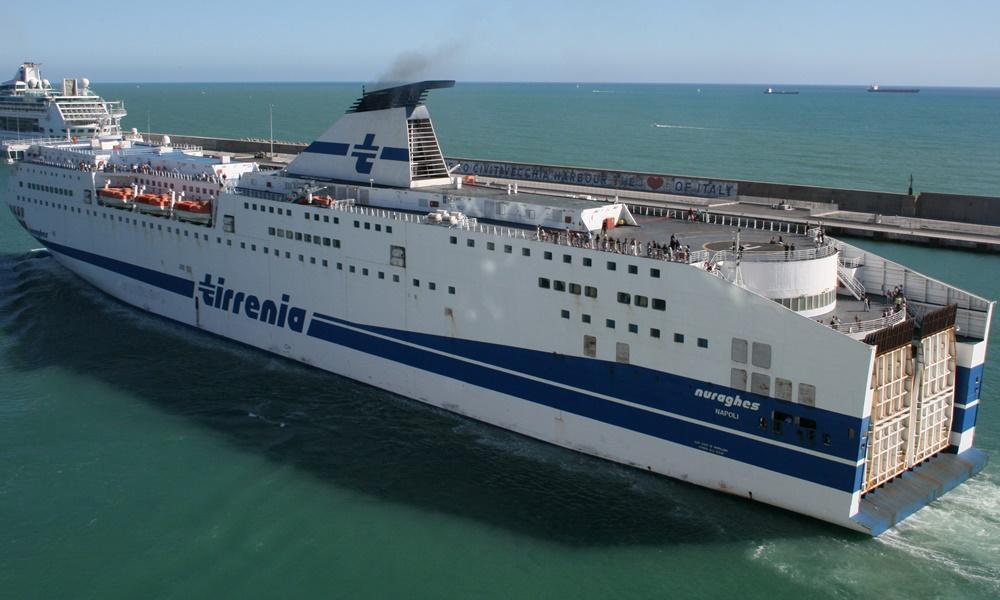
[97,80,1000,89]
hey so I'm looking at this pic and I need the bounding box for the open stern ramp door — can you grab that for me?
[861,306,960,493]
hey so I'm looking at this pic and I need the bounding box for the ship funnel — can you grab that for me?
[287,80,455,189]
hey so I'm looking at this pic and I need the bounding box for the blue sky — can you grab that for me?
[2,0,997,85]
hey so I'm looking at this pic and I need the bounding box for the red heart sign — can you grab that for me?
[647,176,664,190]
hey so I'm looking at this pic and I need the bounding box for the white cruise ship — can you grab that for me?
[0,62,126,152]
[2,81,993,535]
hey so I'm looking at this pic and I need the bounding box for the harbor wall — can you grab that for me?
[148,133,998,227]
[916,193,1000,227]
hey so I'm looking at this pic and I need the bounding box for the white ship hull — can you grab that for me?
[4,80,991,535]
[50,240,861,529]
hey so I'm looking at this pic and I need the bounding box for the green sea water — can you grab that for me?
[1,83,998,599]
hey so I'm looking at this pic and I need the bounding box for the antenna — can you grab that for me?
[147,110,151,144]
[269,104,274,159]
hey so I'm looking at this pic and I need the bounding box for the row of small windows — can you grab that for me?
[267,226,341,248]
[17,196,83,213]
[246,201,297,218]
[24,181,73,197]
[136,178,218,197]
[17,168,82,180]
[775,289,836,312]
[352,219,392,234]
[616,291,667,311]
[561,308,708,347]
[538,277,598,298]
[448,236,661,278]
[337,264,457,294]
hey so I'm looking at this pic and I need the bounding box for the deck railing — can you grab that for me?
[830,308,907,340]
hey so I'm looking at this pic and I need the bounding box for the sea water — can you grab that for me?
[0,83,997,599]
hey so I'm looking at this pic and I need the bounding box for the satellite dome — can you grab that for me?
[42,79,50,88]
[81,78,90,88]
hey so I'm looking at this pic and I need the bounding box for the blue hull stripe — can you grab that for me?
[305,318,860,491]
[38,238,195,298]
[310,313,866,463]
[952,403,979,434]
[953,365,984,433]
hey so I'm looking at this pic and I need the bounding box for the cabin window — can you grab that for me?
[538,277,551,289]
[752,372,771,396]
[730,368,747,390]
[674,333,685,344]
[561,310,570,319]
[628,265,638,274]
[617,292,631,304]
[775,378,793,402]
[634,295,649,308]
[553,280,566,292]
[752,342,772,369]
[568,283,582,295]
[798,383,816,407]
[731,338,748,363]
[616,342,630,364]
[584,286,598,298]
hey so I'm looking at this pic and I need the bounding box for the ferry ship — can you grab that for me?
[0,62,127,158]
[2,81,992,535]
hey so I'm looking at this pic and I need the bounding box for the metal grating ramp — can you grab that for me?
[852,448,987,535]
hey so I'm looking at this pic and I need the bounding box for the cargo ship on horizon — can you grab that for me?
[868,84,920,93]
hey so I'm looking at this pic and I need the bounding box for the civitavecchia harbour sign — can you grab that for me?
[446,158,739,199]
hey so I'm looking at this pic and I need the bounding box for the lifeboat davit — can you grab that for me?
[174,199,212,224]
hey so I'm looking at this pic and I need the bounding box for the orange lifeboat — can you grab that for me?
[295,194,334,207]
[97,186,134,207]
[134,193,171,215]
[174,199,212,224]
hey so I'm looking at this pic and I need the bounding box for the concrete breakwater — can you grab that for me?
[144,133,999,249]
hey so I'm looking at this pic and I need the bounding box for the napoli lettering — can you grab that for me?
[197,274,307,332]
